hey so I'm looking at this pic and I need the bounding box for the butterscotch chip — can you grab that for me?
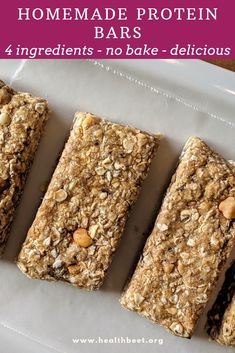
[219,197,235,220]
[73,228,93,247]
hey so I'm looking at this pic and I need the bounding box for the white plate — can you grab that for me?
[0,59,235,353]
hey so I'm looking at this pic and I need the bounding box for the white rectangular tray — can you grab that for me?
[0,59,235,353]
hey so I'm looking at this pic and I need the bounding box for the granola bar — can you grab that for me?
[206,261,235,346]
[0,80,49,255]
[17,112,160,290]
[120,136,235,338]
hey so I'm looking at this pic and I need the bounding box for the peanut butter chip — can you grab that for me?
[219,197,235,220]
[73,228,93,247]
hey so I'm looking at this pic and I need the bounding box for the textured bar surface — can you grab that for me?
[207,261,235,347]
[0,80,49,255]
[120,136,235,338]
[17,112,160,290]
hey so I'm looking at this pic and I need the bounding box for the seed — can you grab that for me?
[102,157,111,167]
[54,189,67,202]
[0,112,11,125]
[52,258,63,269]
[180,210,191,223]
[89,225,98,239]
[73,228,93,247]
[43,237,51,246]
[106,171,112,182]
[96,167,106,176]
[99,192,108,200]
